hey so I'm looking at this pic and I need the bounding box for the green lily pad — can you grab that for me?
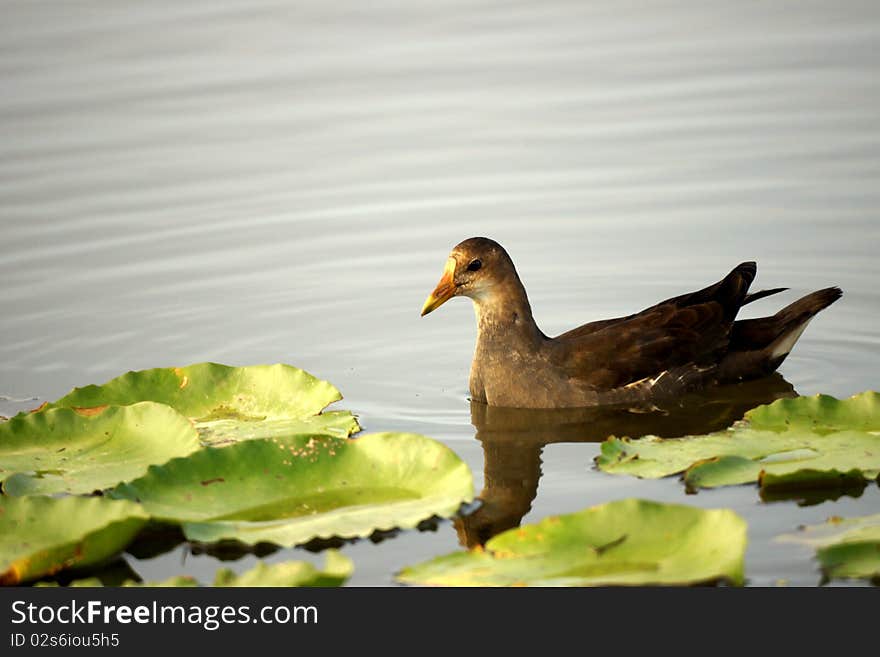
[38,551,353,587]
[0,402,200,496]
[778,514,880,582]
[746,392,880,432]
[0,496,148,585]
[44,362,360,447]
[212,551,352,587]
[596,392,880,492]
[87,577,198,587]
[36,575,199,588]
[111,433,474,547]
[396,499,746,587]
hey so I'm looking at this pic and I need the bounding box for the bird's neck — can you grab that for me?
[471,279,545,348]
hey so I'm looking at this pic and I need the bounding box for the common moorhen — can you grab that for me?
[421,237,841,408]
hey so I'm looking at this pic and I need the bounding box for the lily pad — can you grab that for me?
[0,402,200,496]
[43,362,360,447]
[396,499,746,587]
[38,551,353,587]
[213,551,352,587]
[596,392,880,492]
[111,433,474,546]
[778,514,880,582]
[36,576,198,588]
[0,496,148,585]
[746,392,880,432]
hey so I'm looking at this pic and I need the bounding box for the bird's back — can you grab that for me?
[549,262,759,398]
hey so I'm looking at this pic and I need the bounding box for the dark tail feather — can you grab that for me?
[660,261,756,322]
[771,287,842,329]
[712,261,756,322]
[742,287,788,306]
[640,261,757,322]
[719,286,843,382]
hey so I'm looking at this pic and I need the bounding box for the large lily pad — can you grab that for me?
[746,392,880,432]
[596,392,880,492]
[111,433,474,546]
[0,496,148,585]
[778,514,880,583]
[397,499,746,586]
[43,363,360,447]
[39,551,353,587]
[0,402,200,496]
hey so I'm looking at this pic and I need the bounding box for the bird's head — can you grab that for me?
[421,237,518,316]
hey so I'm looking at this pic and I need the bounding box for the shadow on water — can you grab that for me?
[454,374,798,548]
[35,558,143,587]
[759,483,868,508]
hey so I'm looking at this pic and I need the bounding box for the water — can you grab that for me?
[2,0,879,586]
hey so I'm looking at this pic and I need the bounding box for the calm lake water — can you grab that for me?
[2,0,879,586]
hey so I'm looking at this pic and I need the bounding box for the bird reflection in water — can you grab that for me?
[454,374,797,548]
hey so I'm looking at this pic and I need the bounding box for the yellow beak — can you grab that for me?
[421,257,457,316]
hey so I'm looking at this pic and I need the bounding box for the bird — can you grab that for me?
[420,236,842,409]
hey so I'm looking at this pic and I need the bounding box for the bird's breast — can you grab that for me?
[469,339,590,408]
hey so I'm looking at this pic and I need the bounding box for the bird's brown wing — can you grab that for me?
[557,263,758,342]
[550,262,757,390]
[553,314,637,340]
[550,302,729,390]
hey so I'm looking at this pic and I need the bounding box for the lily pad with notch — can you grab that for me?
[110,432,474,547]
[397,498,746,586]
[41,362,360,447]
[596,392,880,494]
[0,402,200,496]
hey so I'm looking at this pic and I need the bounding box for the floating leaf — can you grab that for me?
[124,576,200,587]
[111,433,473,547]
[0,496,148,585]
[746,392,880,432]
[212,551,352,587]
[596,392,880,492]
[44,362,360,446]
[0,402,200,496]
[397,499,746,587]
[36,575,198,588]
[38,551,352,587]
[778,514,880,582]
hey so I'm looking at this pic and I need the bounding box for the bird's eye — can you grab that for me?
[467,259,482,272]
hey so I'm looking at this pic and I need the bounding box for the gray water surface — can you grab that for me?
[2,0,879,586]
